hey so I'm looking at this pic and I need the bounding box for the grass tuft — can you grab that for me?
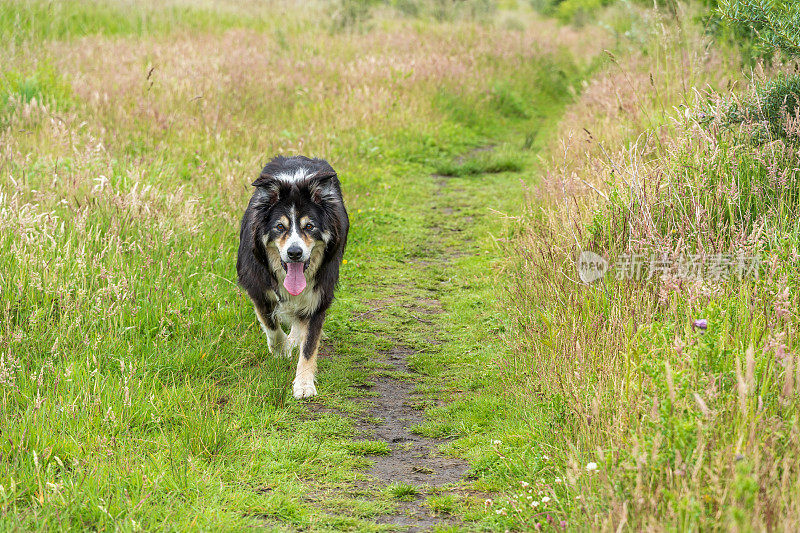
[388,483,420,501]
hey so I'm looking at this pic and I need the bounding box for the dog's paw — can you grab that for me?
[292,378,317,399]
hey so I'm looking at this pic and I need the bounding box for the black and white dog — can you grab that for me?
[237,156,349,399]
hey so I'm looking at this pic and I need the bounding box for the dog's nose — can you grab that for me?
[287,245,303,262]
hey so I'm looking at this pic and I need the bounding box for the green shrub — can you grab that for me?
[329,0,379,32]
[722,73,800,143]
[719,0,800,58]
[554,0,605,25]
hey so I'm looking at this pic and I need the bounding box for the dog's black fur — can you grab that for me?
[237,155,348,398]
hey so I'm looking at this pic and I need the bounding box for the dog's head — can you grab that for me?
[249,156,342,296]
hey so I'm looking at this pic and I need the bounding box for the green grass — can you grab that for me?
[13,0,787,530]
[494,4,800,530]
[388,483,420,501]
[427,494,458,515]
[343,440,392,456]
[0,0,271,42]
[433,150,525,177]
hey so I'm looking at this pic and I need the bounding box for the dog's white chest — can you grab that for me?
[273,286,322,322]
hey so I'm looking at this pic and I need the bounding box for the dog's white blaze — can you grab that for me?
[278,205,311,262]
[275,167,310,183]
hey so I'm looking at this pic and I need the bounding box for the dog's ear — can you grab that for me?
[309,169,339,204]
[251,170,274,188]
[252,171,280,205]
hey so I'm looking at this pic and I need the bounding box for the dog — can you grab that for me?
[237,155,349,399]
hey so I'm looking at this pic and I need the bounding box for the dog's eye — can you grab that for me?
[275,223,285,232]
[304,223,315,231]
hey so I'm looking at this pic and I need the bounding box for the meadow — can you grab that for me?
[1,0,799,531]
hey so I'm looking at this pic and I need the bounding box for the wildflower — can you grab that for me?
[531,501,539,507]
[492,439,501,445]
[585,462,598,471]
[520,481,529,487]
[554,477,562,483]
[542,496,551,503]
[692,318,708,331]
[495,507,507,516]
[342,259,348,265]
[542,455,550,460]
[484,498,493,507]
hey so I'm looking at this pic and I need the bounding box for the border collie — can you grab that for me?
[237,156,349,399]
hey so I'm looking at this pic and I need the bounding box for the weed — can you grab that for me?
[721,72,800,142]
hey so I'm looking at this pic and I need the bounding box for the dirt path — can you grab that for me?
[365,343,467,531]
[349,174,479,532]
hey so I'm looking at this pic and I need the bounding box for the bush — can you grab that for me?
[719,0,800,58]
[721,73,800,143]
[329,0,379,32]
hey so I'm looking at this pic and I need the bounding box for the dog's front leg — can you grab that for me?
[292,312,324,399]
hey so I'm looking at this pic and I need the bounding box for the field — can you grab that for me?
[2,0,800,531]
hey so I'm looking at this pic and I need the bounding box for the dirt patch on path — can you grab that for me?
[361,343,469,531]
[367,345,465,486]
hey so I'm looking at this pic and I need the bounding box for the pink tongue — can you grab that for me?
[284,262,306,295]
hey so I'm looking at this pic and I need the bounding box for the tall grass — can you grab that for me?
[499,4,800,530]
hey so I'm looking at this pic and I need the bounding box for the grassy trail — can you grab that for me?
[307,133,572,530]
[0,4,588,529]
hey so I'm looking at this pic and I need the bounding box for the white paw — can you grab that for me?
[292,378,317,399]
